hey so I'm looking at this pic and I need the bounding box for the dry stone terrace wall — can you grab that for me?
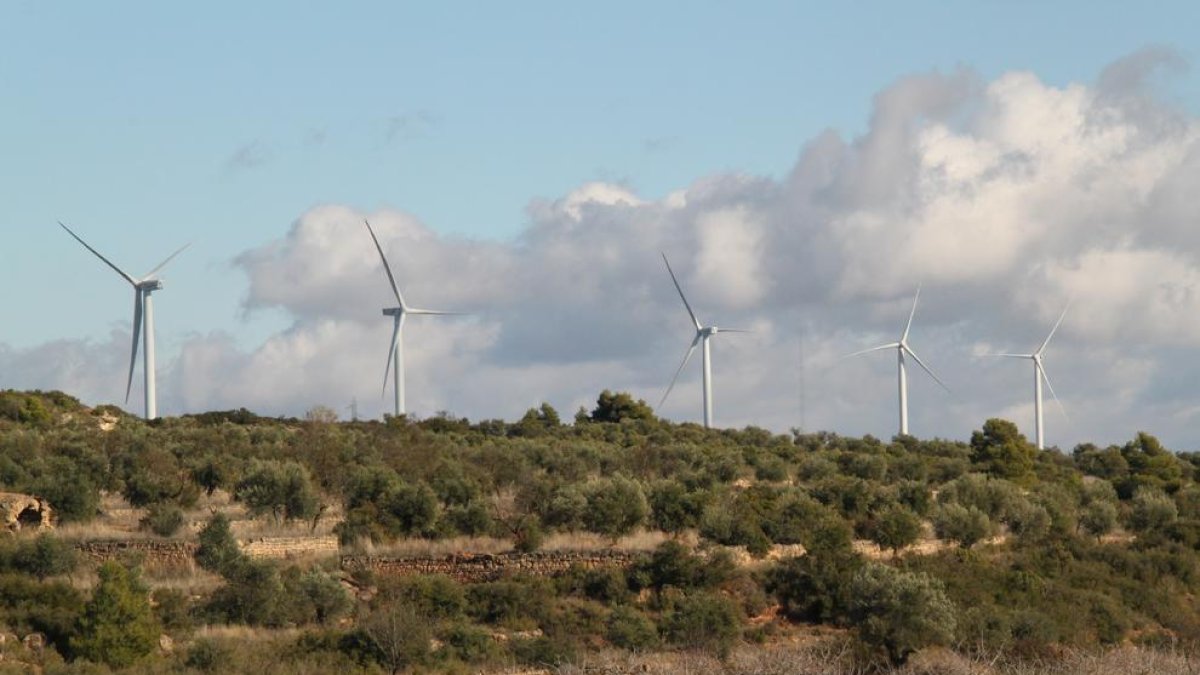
[73,539,642,583]
[341,549,643,583]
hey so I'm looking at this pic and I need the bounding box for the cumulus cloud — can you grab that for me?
[11,53,1200,450]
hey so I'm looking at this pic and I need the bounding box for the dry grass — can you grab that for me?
[551,643,1200,675]
[351,528,683,558]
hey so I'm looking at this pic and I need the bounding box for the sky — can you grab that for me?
[2,1,1200,449]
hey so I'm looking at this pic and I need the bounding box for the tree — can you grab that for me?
[195,513,244,576]
[849,562,956,665]
[362,605,431,673]
[235,460,321,523]
[70,562,161,668]
[581,475,649,541]
[932,503,993,549]
[591,390,654,423]
[661,592,742,658]
[867,505,923,556]
[970,419,1036,481]
[1079,500,1118,541]
[1130,488,1177,534]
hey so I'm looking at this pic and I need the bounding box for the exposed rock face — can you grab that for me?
[0,492,53,532]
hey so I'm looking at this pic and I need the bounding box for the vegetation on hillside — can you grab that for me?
[0,388,1199,672]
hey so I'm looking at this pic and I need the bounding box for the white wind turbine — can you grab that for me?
[847,287,949,436]
[991,303,1071,450]
[364,220,460,417]
[658,253,748,428]
[59,222,189,420]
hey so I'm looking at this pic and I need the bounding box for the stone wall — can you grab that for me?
[75,539,642,584]
[241,536,338,560]
[75,540,198,567]
[341,549,642,583]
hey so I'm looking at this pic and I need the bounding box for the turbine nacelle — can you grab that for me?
[383,307,404,317]
[137,279,164,292]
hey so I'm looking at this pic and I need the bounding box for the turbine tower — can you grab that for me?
[59,222,188,420]
[991,303,1070,450]
[658,253,748,428]
[364,220,459,417]
[848,286,949,436]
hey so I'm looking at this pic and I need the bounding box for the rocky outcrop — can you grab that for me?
[0,492,53,532]
[341,549,642,583]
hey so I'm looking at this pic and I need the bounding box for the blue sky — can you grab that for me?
[3,2,1200,444]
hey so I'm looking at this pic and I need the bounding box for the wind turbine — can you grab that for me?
[847,287,949,436]
[658,253,748,428]
[990,303,1070,450]
[364,220,460,417]
[59,222,188,420]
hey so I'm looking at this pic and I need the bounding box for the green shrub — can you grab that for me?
[377,575,465,620]
[932,503,993,548]
[195,513,244,575]
[848,562,957,665]
[581,476,649,541]
[140,503,184,537]
[661,592,741,658]
[866,505,922,555]
[235,459,321,523]
[767,543,863,624]
[10,533,77,580]
[439,621,500,664]
[184,638,232,672]
[606,605,658,651]
[70,562,161,668]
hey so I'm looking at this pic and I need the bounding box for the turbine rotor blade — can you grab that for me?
[715,328,752,333]
[986,353,1034,359]
[659,334,701,409]
[125,291,144,403]
[364,220,408,309]
[1038,361,1069,421]
[59,221,136,286]
[903,345,951,392]
[142,243,191,281]
[1036,301,1072,356]
[661,253,701,331]
[406,309,465,316]
[843,342,900,359]
[901,285,921,342]
[381,316,401,397]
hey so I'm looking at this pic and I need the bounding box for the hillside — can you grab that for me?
[0,388,1198,673]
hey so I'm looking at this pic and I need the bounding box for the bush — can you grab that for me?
[661,592,742,658]
[361,605,430,672]
[1080,500,1119,540]
[581,476,649,541]
[140,503,184,537]
[867,505,922,555]
[848,562,957,665]
[1130,488,1178,534]
[9,532,77,580]
[195,513,244,575]
[439,621,500,664]
[235,460,321,523]
[932,503,993,548]
[70,562,161,668]
[767,542,864,624]
[185,638,232,672]
[606,605,658,651]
